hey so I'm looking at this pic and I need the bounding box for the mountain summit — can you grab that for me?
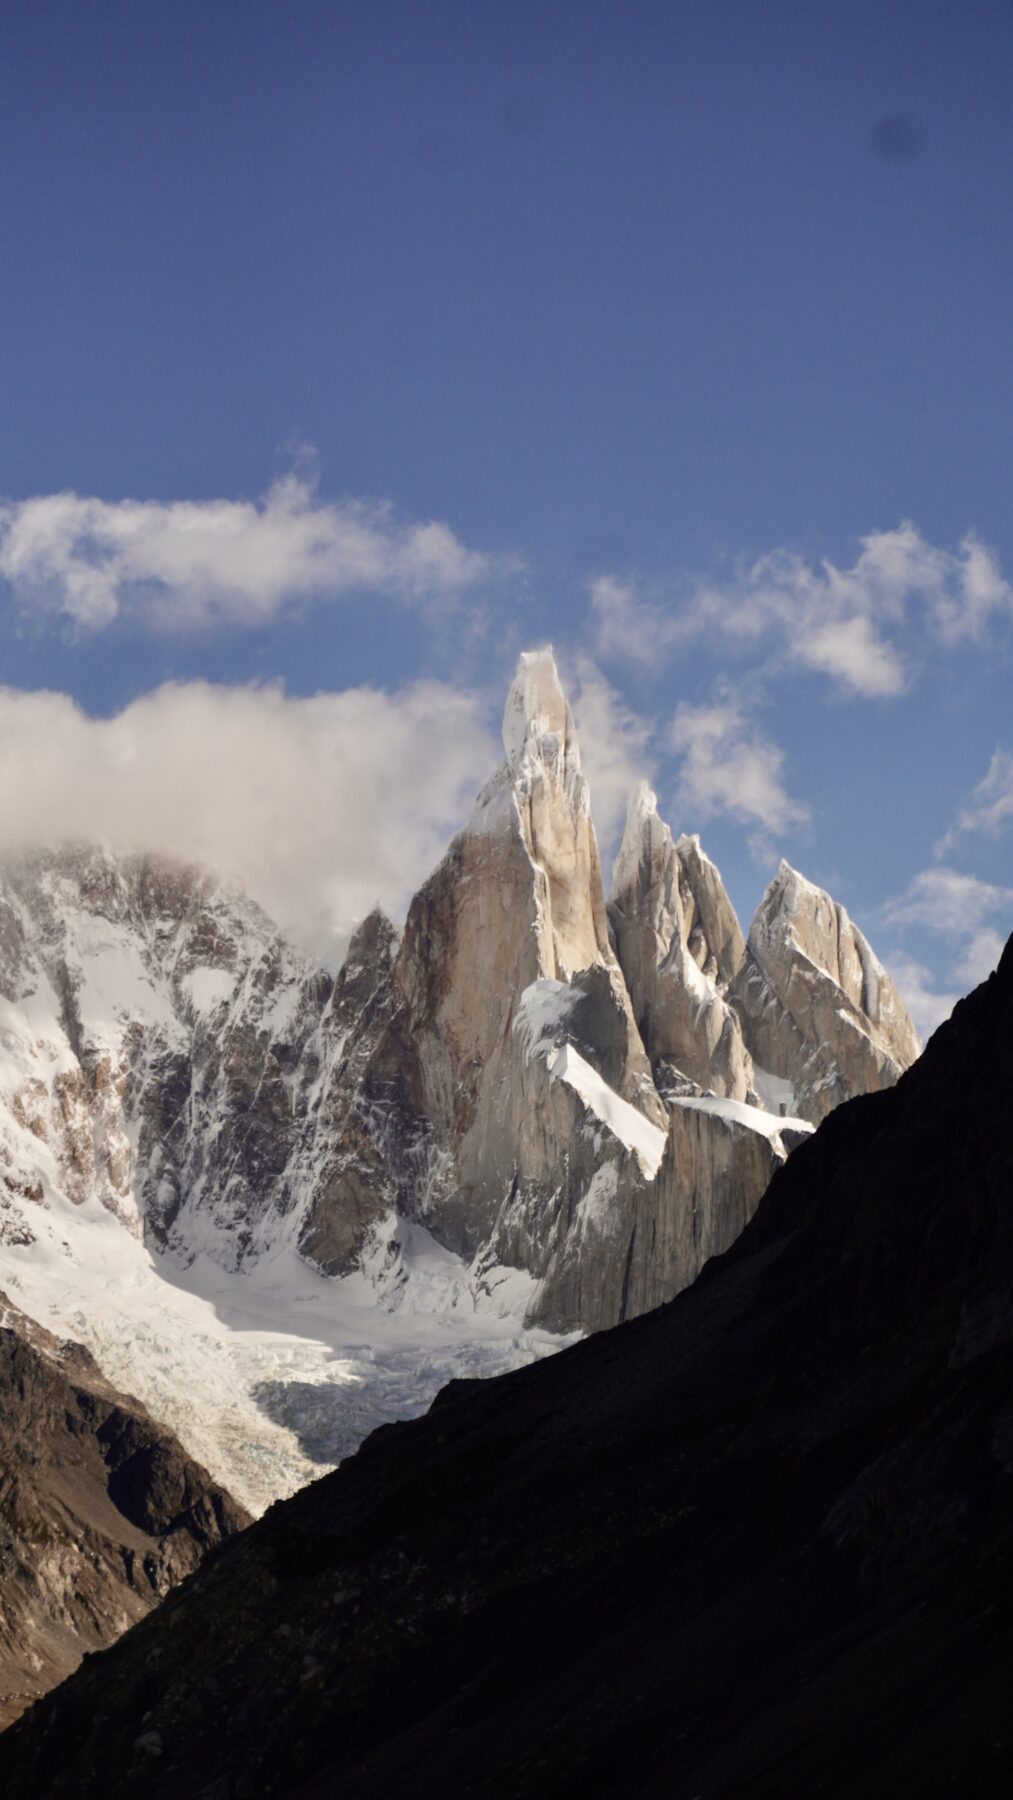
[734,856,921,1119]
[0,651,918,1493]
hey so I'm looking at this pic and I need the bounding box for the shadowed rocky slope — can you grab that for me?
[0,1298,247,1729]
[4,936,1009,1797]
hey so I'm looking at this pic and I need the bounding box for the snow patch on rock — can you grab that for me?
[548,1042,666,1177]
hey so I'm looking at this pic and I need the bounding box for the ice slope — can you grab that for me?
[0,1185,568,1517]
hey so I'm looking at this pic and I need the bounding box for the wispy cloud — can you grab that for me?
[936,746,1013,855]
[669,693,809,841]
[587,575,663,668]
[0,474,516,632]
[883,867,1013,937]
[565,654,655,862]
[883,866,1011,1022]
[590,523,1012,698]
[951,927,1007,987]
[884,955,960,1040]
[0,679,496,957]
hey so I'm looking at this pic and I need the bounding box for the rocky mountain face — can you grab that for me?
[732,859,922,1121]
[0,650,919,1469]
[6,936,1008,1798]
[608,783,753,1102]
[300,651,665,1302]
[0,1293,246,1731]
[294,651,823,1335]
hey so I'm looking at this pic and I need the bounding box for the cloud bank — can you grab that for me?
[0,475,512,631]
[0,680,496,958]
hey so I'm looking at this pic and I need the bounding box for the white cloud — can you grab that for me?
[0,474,513,632]
[883,867,1013,937]
[883,868,1010,1012]
[937,747,1013,854]
[884,955,959,1040]
[590,523,1012,698]
[951,927,1006,986]
[792,612,905,697]
[587,575,666,668]
[669,695,809,838]
[0,680,496,959]
[565,654,655,863]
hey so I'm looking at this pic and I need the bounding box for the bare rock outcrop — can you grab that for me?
[530,1090,787,1333]
[609,786,753,1102]
[733,860,921,1122]
[674,829,747,983]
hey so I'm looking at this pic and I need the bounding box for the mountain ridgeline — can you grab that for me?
[0,649,919,1340]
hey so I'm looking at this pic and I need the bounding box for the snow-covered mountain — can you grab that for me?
[0,649,919,1516]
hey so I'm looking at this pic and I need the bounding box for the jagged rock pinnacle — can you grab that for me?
[734,857,921,1120]
[501,647,579,772]
[609,785,754,1102]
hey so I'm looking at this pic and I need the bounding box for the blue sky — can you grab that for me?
[1,0,1011,1026]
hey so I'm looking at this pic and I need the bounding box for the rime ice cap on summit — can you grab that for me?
[501,648,579,772]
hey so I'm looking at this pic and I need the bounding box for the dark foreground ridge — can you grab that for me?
[0,1301,248,1728]
[3,938,1012,1797]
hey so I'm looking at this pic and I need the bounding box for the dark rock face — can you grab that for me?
[0,1298,248,1729]
[4,937,1010,1797]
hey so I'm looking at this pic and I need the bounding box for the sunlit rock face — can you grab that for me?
[732,860,922,1122]
[608,785,753,1102]
[301,648,668,1288]
[299,653,818,1335]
